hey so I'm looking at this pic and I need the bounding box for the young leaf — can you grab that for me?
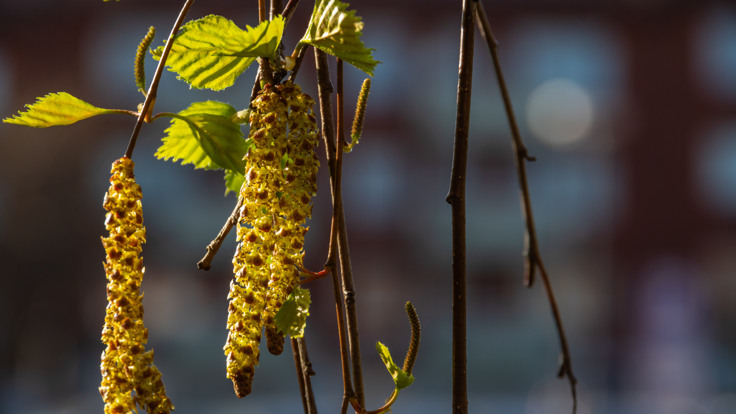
[152,15,285,90]
[156,101,248,174]
[224,170,246,195]
[376,342,415,390]
[274,288,311,338]
[299,0,380,76]
[3,92,121,128]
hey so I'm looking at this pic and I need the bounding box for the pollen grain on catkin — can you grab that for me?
[99,157,173,414]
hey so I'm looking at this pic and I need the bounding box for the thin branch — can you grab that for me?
[197,197,242,270]
[476,3,577,413]
[314,48,356,412]
[292,337,318,414]
[124,0,195,159]
[292,337,309,413]
[475,2,537,287]
[445,1,477,414]
[335,59,365,407]
[281,0,301,24]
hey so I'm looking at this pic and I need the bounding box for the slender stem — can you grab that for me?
[197,197,243,270]
[314,48,355,410]
[292,337,318,414]
[475,2,537,287]
[258,0,267,22]
[288,43,309,83]
[281,0,301,24]
[335,59,365,408]
[476,4,577,413]
[270,0,283,19]
[257,0,275,85]
[291,337,309,413]
[446,1,476,413]
[124,0,195,159]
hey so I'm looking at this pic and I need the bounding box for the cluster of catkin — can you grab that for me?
[100,158,174,414]
[225,82,319,397]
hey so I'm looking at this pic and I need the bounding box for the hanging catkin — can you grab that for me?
[99,157,174,414]
[225,82,319,398]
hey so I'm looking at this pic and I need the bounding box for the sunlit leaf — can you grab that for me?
[3,92,120,128]
[376,342,414,390]
[299,0,379,76]
[274,288,311,338]
[224,169,246,195]
[152,15,284,90]
[156,101,248,174]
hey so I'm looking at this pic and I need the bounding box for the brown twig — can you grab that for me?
[335,58,365,408]
[445,1,477,413]
[475,3,577,413]
[314,48,356,413]
[292,337,318,414]
[197,197,242,270]
[124,0,195,159]
[281,0,301,24]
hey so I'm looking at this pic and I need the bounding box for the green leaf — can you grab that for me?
[152,15,284,90]
[299,0,380,76]
[376,342,415,390]
[156,101,248,174]
[224,170,245,195]
[274,288,311,338]
[3,92,119,128]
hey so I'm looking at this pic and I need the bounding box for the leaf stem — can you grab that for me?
[446,1,477,413]
[475,4,577,413]
[124,0,195,159]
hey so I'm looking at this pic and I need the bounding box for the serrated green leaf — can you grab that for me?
[274,288,311,338]
[156,101,248,174]
[3,92,119,128]
[224,170,245,195]
[376,342,415,390]
[152,15,284,90]
[300,0,380,76]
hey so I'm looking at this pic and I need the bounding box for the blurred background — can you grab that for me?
[1,0,736,413]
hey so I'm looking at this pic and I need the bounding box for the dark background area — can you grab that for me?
[1,0,736,413]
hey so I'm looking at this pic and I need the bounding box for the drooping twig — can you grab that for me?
[335,58,365,408]
[445,1,477,413]
[124,0,195,159]
[314,48,356,413]
[475,3,577,413]
[197,197,243,270]
[292,337,318,414]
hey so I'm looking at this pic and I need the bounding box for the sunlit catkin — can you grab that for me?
[225,82,319,397]
[99,157,173,414]
[226,84,288,397]
[262,82,319,353]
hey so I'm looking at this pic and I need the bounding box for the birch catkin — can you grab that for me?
[99,157,173,414]
[226,82,319,398]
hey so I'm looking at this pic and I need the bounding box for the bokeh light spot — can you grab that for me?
[526,78,594,147]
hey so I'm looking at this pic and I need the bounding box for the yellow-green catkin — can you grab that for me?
[226,84,288,398]
[100,157,173,414]
[262,82,319,353]
[225,82,319,398]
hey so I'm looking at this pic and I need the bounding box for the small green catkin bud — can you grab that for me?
[346,78,371,153]
[402,301,421,375]
[135,26,156,94]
